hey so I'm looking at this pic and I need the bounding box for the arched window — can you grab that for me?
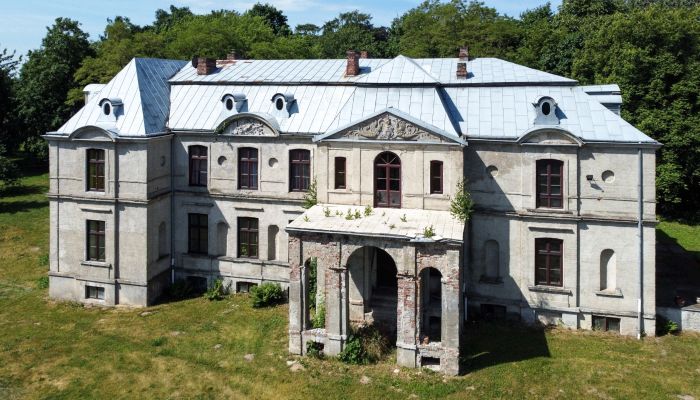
[374,152,401,208]
[536,159,563,208]
[600,249,616,291]
[484,240,500,279]
[217,222,228,256]
[188,145,208,187]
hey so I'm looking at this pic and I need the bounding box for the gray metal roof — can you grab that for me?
[55,56,657,144]
[57,58,186,135]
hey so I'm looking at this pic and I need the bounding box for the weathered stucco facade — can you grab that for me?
[45,52,660,374]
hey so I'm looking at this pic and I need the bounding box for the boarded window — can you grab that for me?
[289,149,311,191]
[536,159,563,208]
[158,222,167,258]
[188,213,208,254]
[188,145,208,187]
[535,238,563,286]
[238,217,259,258]
[334,157,346,189]
[86,149,105,191]
[238,147,259,189]
[430,160,443,194]
[268,225,279,260]
[86,220,105,261]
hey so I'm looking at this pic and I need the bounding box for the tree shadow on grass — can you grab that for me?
[656,228,700,307]
[0,200,47,214]
[460,321,551,373]
[0,184,46,198]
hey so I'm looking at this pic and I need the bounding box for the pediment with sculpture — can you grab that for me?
[217,116,277,137]
[326,113,448,143]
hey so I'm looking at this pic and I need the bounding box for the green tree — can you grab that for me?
[16,18,93,143]
[153,5,193,33]
[0,47,20,149]
[246,3,291,36]
[318,11,390,58]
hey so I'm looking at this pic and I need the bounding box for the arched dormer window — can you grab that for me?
[533,96,559,125]
[98,98,122,122]
[221,93,246,112]
[271,93,296,118]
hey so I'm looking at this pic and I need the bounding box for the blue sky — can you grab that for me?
[0,0,561,58]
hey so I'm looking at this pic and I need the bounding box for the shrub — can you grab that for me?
[0,154,19,189]
[250,282,284,308]
[450,179,474,223]
[204,279,227,301]
[302,179,317,209]
[23,136,48,161]
[657,315,680,336]
[36,276,49,289]
[306,341,324,359]
[338,325,391,364]
[312,300,325,329]
[364,205,373,216]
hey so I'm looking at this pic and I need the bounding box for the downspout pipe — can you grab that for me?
[637,147,644,339]
[170,135,176,284]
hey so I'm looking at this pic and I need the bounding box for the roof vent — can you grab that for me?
[195,57,217,75]
[97,97,122,122]
[533,96,560,125]
[346,50,360,77]
[271,93,296,118]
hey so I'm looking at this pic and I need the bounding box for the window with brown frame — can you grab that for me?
[536,159,563,208]
[430,160,443,194]
[535,238,563,286]
[86,149,105,191]
[188,213,208,254]
[85,285,105,300]
[238,147,258,189]
[86,220,105,261]
[289,149,311,192]
[592,316,620,332]
[188,145,208,187]
[334,157,346,189]
[374,151,401,208]
[238,217,259,258]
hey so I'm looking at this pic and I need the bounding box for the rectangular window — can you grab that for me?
[536,159,563,208]
[334,157,346,189]
[430,160,443,194]
[238,147,259,190]
[188,213,208,254]
[592,316,621,333]
[289,149,311,192]
[86,220,105,261]
[238,217,259,258]
[236,281,257,293]
[189,145,208,187]
[87,149,105,192]
[86,285,105,300]
[535,238,563,286]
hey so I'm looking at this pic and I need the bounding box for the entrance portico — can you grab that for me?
[287,204,465,375]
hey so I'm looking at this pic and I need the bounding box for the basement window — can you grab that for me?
[592,316,620,333]
[86,285,105,300]
[237,281,257,293]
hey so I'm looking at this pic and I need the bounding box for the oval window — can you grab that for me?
[225,98,234,111]
[102,102,111,116]
[541,101,551,116]
[275,98,284,111]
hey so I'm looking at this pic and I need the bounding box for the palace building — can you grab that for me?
[45,49,659,374]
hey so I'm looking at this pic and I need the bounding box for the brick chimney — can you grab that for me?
[197,57,217,75]
[360,50,369,59]
[346,50,360,76]
[217,51,239,68]
[456,62,467,79]
[459,46,469,61]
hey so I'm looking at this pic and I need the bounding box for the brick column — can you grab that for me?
[441,271,461,375]
[288,235,304,354]
[396,273,418,368]
[325,264,347,356]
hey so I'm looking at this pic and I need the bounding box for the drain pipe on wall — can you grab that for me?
[170,135,176,285]
[637,147,644,340]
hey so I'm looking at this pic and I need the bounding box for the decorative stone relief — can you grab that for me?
[220,117,274,136]
[342,114,440,142]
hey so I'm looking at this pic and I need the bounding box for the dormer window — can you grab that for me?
[533,96,559,125]
[271,93,296,118]
[98,98,122,122]
[221,93,246,113]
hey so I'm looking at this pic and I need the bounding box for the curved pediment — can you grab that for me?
[314,108,466,145]
[68,126,117,142]
[215,113,279,137]
[518,127,582,146]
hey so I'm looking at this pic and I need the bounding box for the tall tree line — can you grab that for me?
[0,0,698,218]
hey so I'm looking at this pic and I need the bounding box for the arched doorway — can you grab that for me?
[374,152,401,208]
[347,246,398,342]
[420,267,442,343]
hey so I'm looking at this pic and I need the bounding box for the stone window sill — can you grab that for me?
[81,260,111,269]
[526,208,572,215]
[528,285,572,295]
[595,288,623,298]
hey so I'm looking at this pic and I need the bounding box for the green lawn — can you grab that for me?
[658,220,700,262]
[1,169,700,399]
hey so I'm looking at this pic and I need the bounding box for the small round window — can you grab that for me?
[225,98,234,111]
[275,98,284,111]
[541,101,551,116]
[102,102,111,116]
